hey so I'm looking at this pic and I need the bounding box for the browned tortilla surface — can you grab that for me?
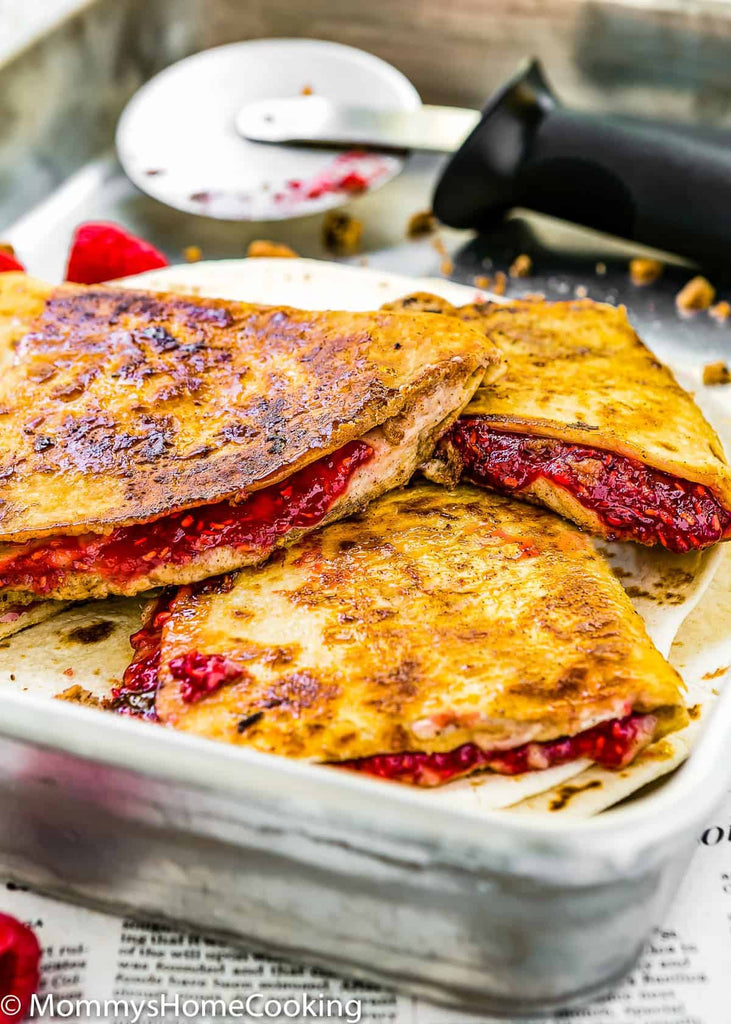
[154,484,687,761]
[0,274,499,543]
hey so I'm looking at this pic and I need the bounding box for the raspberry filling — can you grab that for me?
[168,650,243,704]
[450,419,731,552]
[109,594,172,720]
[0,440,373,594]
[339,712,658,787]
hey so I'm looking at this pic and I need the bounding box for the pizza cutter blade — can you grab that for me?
[116,39,420,222]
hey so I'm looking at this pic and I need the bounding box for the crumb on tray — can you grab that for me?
[183,245,202,263]
[55,684,101,708]
[629,258,663,286]
[246,240,299,259]
[676,275,715,314]
[703,361,731,386]
[575,284,588,298]
[491,270,507,296]
[709,300,731,324]
[595,262,607,276]
[509,254,532,278]
[407,210,438,238]
[301,84,314,95]
[0,243,16,257]
[473,275,491,290]
[322,211,363,255]
[431,235,453,276]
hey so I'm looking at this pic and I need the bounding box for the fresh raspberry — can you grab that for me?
[65,222,168,284]
[0,252,25,274]
[0,913,41,1023]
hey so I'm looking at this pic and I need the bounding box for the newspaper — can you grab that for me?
[2,790,729,1024]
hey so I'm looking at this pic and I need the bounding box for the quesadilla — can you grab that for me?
[384,293,731,552]
[0,273,498,601]
[132,484,687,785]
[0,592,67,639]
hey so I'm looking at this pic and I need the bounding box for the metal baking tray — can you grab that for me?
[2,0,731,1014]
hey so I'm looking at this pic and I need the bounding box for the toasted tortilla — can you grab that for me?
[0,272,498,599]
[0,591,68,640]
[151,483,687,781]
[0,260,723,815]
[385,293,731,548]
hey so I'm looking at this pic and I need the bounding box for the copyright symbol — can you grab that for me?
[0,994,21,1016]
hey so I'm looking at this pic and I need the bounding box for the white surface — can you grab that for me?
[116,39,421,220]
[0,0,87,60]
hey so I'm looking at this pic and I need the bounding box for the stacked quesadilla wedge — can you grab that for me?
[385,293,731,552]
[134,484,687,785]
[0,273,498,601]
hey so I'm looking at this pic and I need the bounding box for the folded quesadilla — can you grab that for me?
[130,484,686,785]
[0,273,498,601]
[385,294,731,552]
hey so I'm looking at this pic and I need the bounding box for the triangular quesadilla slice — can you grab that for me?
[384,293,731,552]
[0,273,498,601]
[136,484,687,785]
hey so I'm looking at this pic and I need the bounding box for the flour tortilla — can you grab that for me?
[0,259,725,816]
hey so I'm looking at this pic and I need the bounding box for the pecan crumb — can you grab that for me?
[301,84,313,95]
[183,245,202,263]
[474,275,491,290]
[407,210,438,238]
[676,275,715,314]
[0,242,16,257]
[629,258,663,286]
[55,684,101,707]
[431,235,453,276]
[492,270,507,296]
[509,253,532,278]
[246,240,299,259]
[709,300,731,324]
[322,211,363,255]
[595,262,607,276]
[703,361,731,386]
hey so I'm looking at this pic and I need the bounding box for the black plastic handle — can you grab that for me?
[433,59,731,264]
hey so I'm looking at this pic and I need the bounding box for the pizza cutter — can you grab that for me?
[236,57,731,265]
[115,38,420,221]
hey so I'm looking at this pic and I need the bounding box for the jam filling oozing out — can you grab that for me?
[339,713,658,787]
[450,419,731,552]
[109,593,172,720]
[0,441,373,593]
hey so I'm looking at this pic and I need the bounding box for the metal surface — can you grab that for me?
[2,0,731,1015]
[236,96,479,152]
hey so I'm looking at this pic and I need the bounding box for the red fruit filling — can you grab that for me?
[339,712,658,787]
[168,651,243,704]
[65,221,168,285]
[0,441,373,594]
[450,419,731,552]
[0,251,25,274]
[0,912,41,1024]
[111,594,172,720]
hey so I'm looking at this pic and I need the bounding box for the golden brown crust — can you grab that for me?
[154,484,687,761]
[0,276,499,543]
[1,366,483,600]
[386,294,731,508]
